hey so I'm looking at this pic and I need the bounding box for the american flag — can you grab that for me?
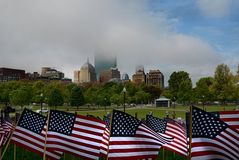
[103,115,111,129]
[146,115,188,157]
[11,108,62,160]
[0,124,5,147]
[187,107,239,160]
[212,110,239,132]
[108,110,173,160]
[100,127,110,158]
[46,110,106,160]
[2,119,14,145]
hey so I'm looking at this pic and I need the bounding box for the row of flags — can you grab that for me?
[1,107,238,160]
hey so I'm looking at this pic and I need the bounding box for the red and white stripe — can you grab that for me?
[108,123,173,160]
[2,120,14,145]
[219,111,239,132]
[0,125,5,147]
[163,121,188,157]
[11,125,62,160]
[191,127,239,160]
[47,115,106,160]
[100,127,110,158]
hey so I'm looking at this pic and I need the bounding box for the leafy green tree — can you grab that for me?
[0,88,10,106]
[134,90,150,104]
[162,90,173,100]
[212,64,234,104]
[47,88,64,109]
[84,87,98,105]
[110,94,122,106]
[70,86,85,110]
[177,80,192,105]
[195,77,214,103]
[125,82,139,97]
[10,86,33,111]
[237,65,239,76]
[32,81,46,104]
[143,85,162,102]
[168,71,192,102]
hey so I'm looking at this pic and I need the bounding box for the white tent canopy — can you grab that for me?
[155,97,171,107]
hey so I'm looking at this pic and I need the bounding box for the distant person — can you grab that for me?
[165,111,169,118]
[135,112,138,119]
[147,111,153,116]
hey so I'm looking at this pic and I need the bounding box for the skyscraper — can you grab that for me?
[146,70,164,88]
[74,59,96,84]
[99,68,120,83]
[94,54,117,80]
[132,65,146,84]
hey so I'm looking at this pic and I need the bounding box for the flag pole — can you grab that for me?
[14,144,16,160]
[162,147,165,160]
[106,111,113,160]
[43,111,50,160]
[188,105,193,160]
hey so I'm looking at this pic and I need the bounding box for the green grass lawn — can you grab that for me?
[74,105,237,120]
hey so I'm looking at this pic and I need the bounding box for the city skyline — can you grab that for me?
[0,0,238,85]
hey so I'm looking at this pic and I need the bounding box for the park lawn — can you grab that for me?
[74,105,237,120]
[1,104,237,120]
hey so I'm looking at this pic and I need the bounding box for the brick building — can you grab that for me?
[0,68,26,82]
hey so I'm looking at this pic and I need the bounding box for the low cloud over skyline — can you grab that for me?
[0,0,238,85]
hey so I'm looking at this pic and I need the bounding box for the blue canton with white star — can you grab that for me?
[111,110,140,137]
[146,115,167,133]
[188,107,228,139]
[48,110,76,135]
[18,108,46,134]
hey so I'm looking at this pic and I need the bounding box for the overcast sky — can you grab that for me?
[0,0,238,85]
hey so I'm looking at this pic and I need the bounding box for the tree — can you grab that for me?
[237,65,239,76]
[168,71,192,102]
[47,88,64,109]
[134,90,150,104]
[10,87,33,111]
[143,85,162,102]
[0,83,10,106]
[212,64,234,104]
[110,94,122,106]
[177,79,192,105]
[195,77,214,103]
[70,86,85,110]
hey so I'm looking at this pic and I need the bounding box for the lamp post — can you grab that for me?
[122,87,127,112]
[173,97,176,119]
[202,95,205,111]
[40,93,43,115]
[104,97,107,111]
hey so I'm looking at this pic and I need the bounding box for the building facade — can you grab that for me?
[0,68,26,82]
[99,68,120,83]
[41,67,64,79]
[132,67,146,84]
[146,70,164,88]
[74,60,96,84]
[74,70,80,83]
[121,73,130,83]
[94,54,117,80]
